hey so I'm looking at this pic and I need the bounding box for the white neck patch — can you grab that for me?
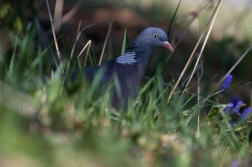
[116,52,136,65]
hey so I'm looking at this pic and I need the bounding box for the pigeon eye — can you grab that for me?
[153,34,158,38]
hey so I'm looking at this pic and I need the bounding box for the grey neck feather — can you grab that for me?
[116,42,153,65]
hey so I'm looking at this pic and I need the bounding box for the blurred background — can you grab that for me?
[1,0,252,99]
[1,1,252,166]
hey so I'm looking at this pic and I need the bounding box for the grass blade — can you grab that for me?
[121,26,127,55]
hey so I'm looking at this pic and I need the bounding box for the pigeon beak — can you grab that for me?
[163,41,174,52]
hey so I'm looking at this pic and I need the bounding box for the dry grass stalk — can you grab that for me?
[167,0,223,103]
[45,0,62,63]
[166,0,212,63]
[203,44,252,104]
[61,0,83,25]
[67,21,82,71]
[184,0,223,90]
[79,40,92,68]
[53,0,64,32]
[98,18,114,65]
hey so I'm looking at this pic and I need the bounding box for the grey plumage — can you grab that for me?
[72,27,173,110]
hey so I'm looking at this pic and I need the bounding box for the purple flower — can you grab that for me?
[233,101,243,113]
[221,74,233,93]
[231,121,236,125]
[231,96,239,106]
[241,107,251,119]
[224,103,234,113]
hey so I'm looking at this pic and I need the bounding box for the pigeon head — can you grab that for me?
[116,27,174,65]
[134,27,174,52]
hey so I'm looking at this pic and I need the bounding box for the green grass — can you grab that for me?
[0,27,251,167]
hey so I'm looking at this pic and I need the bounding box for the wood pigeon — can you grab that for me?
[71,27,173,110]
